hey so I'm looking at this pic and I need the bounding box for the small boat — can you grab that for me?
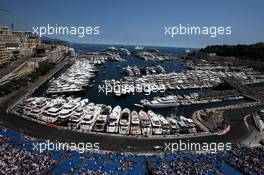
[134,103,144,108]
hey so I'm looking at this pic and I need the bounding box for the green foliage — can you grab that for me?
[200,42,264,61]
[0,62,55,96]
[29,62,55,81]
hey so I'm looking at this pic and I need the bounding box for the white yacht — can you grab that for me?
[33,97,48,109]
[46,59,97,94]
[180,116,197,133]
[140,95,179,108]
[167,117,180,134]
[177,116,189,133]
[22,104,33,116]
[68,107,84,129]
[25,98,43,112]
[28,107,42,119]
[139,110,152,136]
[59,101,78,122]
[79,99,89,107]
[157,114,171,135]
[42,104,62,123]
[93,114,108,132]
[148,110,162,135]
[119,108,131,135]
[130,111,141,135]
[80,104,100,131]
[92,105,112,132]
[79,113,95,131]
[100,105,112,116]
[134,45,144,50]
[107,106,122,133]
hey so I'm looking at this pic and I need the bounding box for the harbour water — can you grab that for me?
[32,45,248,118]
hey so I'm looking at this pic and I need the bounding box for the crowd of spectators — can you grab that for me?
[223,144,264,175]
[0,127,56,174]
[0,126,263,175]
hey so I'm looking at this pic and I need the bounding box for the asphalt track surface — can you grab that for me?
[1,95,263,152]
[0,64,263,152]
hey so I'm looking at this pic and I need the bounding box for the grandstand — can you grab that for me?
[0,126,263,175]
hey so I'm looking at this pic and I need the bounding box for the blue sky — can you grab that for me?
[1,0,264,48]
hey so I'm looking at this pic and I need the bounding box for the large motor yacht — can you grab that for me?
[130,111,141,135]
[119,108,131,135]
[148,110,162,135]
[93,114,108,132]
[139,110,152,136]
[157,114,171,135]
[106,106,122,133]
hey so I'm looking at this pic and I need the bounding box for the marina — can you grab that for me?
[46,53,122,95]
[1,1,264,174]
[46,60,96,94]
[15,96,202,136]
[11,46,264,138]
[139,93,244,108]
[101,66,264,96]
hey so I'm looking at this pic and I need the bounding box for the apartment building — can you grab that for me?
[0,41,9,67]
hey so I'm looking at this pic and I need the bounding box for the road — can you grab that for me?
[1,99,263,152]
[0,56,29,79]
[0,57,263,152]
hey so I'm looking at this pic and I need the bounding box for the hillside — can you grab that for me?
[200,43,264,61]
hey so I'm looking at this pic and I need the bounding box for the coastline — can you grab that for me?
[0,51,263,153]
